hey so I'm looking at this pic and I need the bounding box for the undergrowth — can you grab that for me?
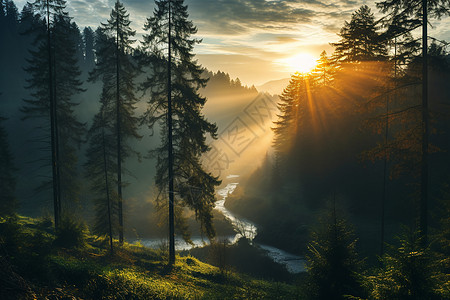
[0,215,301,299]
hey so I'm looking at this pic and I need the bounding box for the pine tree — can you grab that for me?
[376,0,450,243]
[0,0,19,60]
[305,205,364,299]
[367,229,442,299]
[52,14,85,209]
[82,26,95,70]
[331,5,387,63]
[272,73,302,158]
[21,0,84,227]
[89,1,141,245]
[312,51,334,86]
[85,90,118,253]
[141,0,221,264]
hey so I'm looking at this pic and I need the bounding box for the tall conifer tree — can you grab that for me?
[21,0,84,227]
[376,0,450,243]
[331,5,387,63]
[89,1,141,245]
[141,0,220,264]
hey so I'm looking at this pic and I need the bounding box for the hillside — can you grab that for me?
[0,215,301,299]
[256,78,290,96]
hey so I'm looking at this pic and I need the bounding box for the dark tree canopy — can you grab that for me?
[141,0,221,241]
[305,207,364,299]
[89,1,141,244]
[331,5,387,63]
[21,1,85,211]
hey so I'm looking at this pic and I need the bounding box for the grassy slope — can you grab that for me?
[0,216,302,299]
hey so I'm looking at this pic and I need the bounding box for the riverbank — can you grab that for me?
[181,239,296,282]
[136,177,306,275]
[224,182,310,256]
[0,215,301,299]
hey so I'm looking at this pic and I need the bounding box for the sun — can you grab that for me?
[282,53,317,74]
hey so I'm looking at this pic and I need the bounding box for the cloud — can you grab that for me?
[269,36,299,44]
[188,0,318,35]
[13,0,449,86]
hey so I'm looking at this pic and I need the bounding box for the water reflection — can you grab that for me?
[137,176,306,273]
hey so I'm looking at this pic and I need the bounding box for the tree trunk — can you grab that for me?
[420,0,428,244]
[116,2,124,245]
[168,0,175,265]
[46,0,60,230]
[102,109,114,254]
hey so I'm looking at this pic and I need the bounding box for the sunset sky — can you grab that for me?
[14,0,450,86]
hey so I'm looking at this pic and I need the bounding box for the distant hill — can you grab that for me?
[201,70,259,130]
[256,78,290,96]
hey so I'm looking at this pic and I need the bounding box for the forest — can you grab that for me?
[1,0,450,299]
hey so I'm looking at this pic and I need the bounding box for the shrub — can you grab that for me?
[304,208,364,299]
[366,228,443,300]
[54,215,88,249]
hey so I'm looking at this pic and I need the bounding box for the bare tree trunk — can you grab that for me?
[420,0,428,244]
[116,1,124,245]
[46,0,60,230]
[167,0,175,265]
[381,92,389,256]
[102,109,114,254]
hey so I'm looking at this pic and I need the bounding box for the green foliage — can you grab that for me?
[187,239,293,282]
[0,216,54,283]
[37,214,54,230]
[1,216,300,299]
[88,1,141,243]
[54,215,88,249]
[364,228,443,299]
[141,0,221,240]
[209,238,230,275]
[21,1,85,208]
[0,215,22,256]
[305,207,364,299]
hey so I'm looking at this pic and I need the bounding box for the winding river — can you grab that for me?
[139,175,306,273]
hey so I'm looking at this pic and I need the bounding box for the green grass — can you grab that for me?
[0,215,303,299]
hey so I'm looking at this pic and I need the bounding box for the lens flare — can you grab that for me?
[280,53,317,73]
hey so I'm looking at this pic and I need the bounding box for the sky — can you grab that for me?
[14,0,450,86]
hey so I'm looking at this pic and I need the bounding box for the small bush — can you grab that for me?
[37,215,54,230]
[209,238,230,275]
[0,215,22,256]
[365,228,443,300]
[54,215,88,249]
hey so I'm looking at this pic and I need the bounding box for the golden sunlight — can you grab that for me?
[281,53,317,74]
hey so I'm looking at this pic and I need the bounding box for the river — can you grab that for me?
[138,175,306,274]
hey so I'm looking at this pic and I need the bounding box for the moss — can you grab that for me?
[1,215,300,299]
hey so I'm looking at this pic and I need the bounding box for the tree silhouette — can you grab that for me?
[366,229,442,299]
[272,73,302,158]
[89,1,141,245]
[82,26,95,71]
[376,0,450,243]
[21,0,84,227]
[331,5,387,63]
[305,205,364,299]
[141,0,221,264]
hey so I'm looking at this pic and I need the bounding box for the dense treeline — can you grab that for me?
[0,0,258,253]
[227,4,450,297]
[1,0,450,298]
